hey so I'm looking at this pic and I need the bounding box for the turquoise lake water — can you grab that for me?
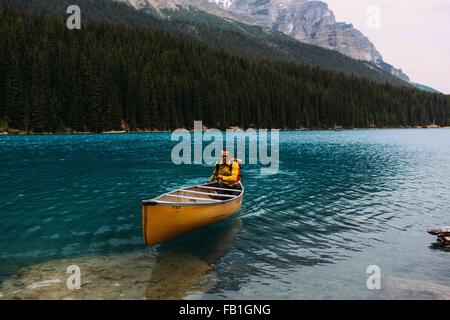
[1,130,450,299]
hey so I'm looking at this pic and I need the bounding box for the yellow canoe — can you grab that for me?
[142,182,244,246]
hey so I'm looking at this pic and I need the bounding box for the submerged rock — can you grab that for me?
[0,218,243,300]
[0,251,216,300]
[146,252,214,299]
[386,276,450,300]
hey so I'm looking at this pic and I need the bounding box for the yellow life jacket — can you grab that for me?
[213,160,240,186]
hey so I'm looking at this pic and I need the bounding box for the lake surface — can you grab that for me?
[1,130,450,299]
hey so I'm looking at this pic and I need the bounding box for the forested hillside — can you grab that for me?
[1,8,449,133]
[0,0,408,86]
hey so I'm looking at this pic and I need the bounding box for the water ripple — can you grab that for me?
[1,130,450,299]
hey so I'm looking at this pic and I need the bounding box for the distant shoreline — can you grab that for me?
[1,126,450,136]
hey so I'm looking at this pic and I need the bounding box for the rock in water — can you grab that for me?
[0,251,215,300]
[386,276,450,300]
[0,219,243,300]
[427,227,450,236]
[427,227,450,245]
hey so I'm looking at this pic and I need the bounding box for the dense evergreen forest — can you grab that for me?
[0,0,408,86]
[0,8,449,133]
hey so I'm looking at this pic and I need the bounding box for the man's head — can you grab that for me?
[221,149,229,163]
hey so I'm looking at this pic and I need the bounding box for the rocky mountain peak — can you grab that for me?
[206,0,384,63]
[126,0,185,10]
[207,0,235,9]
[120,0,411,83]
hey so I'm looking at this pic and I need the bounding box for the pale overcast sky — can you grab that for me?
[324,0,450,94]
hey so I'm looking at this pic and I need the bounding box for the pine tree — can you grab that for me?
[0,8,449,133]
[30,51,50,132]
[5,55,25,129]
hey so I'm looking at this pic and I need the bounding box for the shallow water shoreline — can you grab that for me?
[0,251,215,300]
[3,251,450,300]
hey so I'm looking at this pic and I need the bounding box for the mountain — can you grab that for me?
[376,60,410,82]
[1,0,438,91]
[411,83,441,94]
[1,6,449,134]
[211,0,384,62]
[0,0,409,87]
[136,1,387,61]
[128,0,436,91]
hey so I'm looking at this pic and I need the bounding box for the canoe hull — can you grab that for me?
[142,193,243,246]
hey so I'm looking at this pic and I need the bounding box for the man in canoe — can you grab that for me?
[209,149,241,194]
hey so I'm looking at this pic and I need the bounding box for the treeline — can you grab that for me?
[0,0,407,86]
[0,8,449,133]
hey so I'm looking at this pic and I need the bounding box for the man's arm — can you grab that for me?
[212,164,218,176]
[221,163,239,183]
[209,164,219,182]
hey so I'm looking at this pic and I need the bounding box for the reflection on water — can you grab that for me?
[145,218,242,299]
[429,242,450,253]
[0,219,242,299]
[1,130,450,299]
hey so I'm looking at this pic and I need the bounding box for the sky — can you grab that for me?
[324,0,450,94]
